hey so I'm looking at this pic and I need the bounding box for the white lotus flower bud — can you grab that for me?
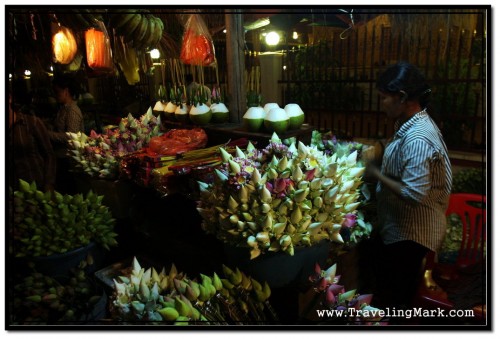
[317,213,329,222]
[298,141,309,157]
[132,257,142,275]
[288,142,297,154]
[235,146,246,159]
[278,204,288,215]
[344,202,360,213]
[314,196,323,208]
[215,169,228,182]
[284,198,294,209]
[229,215,239,224]
[264,214,273,230]
[333,223,342,232]
[198,181,209,191]
[270,132,281,143]
[325,163,337,177]
[252,168,262,185]
[237,221,246,230]
[331,232,344,244]
[322,178,334,190]
[261,203,271,214]
[250,248,261,259]
[292,166,303,182]
[228,159,241,174]
[310,178,322,191]
[273,222,287,235]
[267,168,278,179]
[247,222,257,232]
[340,180,354,193]
[275,157,287,172]
[294,189,309,203]
[347,151,358,167]
[227,196,238,212]
[280,235,292,248]
[247,142,256,153]
[242,213,253,222]
[287,224,296,234]
[256,232,270,244]
[298,181,310,190]
[350,167,365,178]
[308,222,323,235]
[271,155,279,168]
[326,186,339,201]
[260,186,272,203]
[219,147,233,163]
[247,235,258,248]
[298,216,312,232]
[239,185,249,203]
[291,207,302,224]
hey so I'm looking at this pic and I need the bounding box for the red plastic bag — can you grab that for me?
[180,14,215,66]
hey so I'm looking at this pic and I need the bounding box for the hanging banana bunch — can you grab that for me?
[109,10,164,51]
[114,34,140,85]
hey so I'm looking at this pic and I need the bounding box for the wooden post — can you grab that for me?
[225,11,246,123]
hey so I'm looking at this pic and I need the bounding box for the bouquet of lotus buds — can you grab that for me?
[67,108,162,179]
[306,262,385,325]
[110,257,278,324]
[197,133,367,259]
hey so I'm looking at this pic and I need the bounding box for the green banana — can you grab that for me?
[131,15,149,48]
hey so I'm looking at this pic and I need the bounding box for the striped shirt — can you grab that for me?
[48,101,84,156]
[376,110,453,252]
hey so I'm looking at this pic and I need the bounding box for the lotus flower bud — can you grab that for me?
[237,221,246,230]
[228,196,239,211]
[280,234,292,248]
[317,213,329,222]
[251,168,262,185]
[291,207,302,224]
[267,168,278,180]
[212,273,223,291]
[340,180,354,193]
[278,157,288,171]
[350,167,365,178]
[326,186,339,201]
[260,185,272,203]
[264,214,273,230]
[322,178,334,190]
[270,155,279,168]
[288,142,297,154]
[247,142,256,153]
[301,234,311,246]
[310,178,322,191]
[242,212,253,222]
[250,248,261,259]
[347,151,358,167]
[344,202,360,213]
[325,163,337,177]
[229,215,239,224]
[247,222,257,231]
[284,198,294,209]
[239,185,249,203]
[240,203,249,211]
[215,169,228,182]
[132,257,142,275]
[247,235,258,247]
[273,222,286,235]
[292,166,303,182]
[331,232,344,243]
[261,203,271,214]
[219,147,233,163]
[278,203,288,215]
[314,196,323,208]
[294,189,309,203]
[235,146,246,159]
[298,141,309,157]
[298,181,309,190]
[256,232,270,244]
[228,159,241,174]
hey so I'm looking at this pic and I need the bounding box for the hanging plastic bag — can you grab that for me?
[180,14,215,66]
[85,20,113,72]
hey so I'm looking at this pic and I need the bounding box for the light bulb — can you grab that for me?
[265,31,280,46]
[150,49,160,59]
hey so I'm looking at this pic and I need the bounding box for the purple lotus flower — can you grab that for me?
[342,213,357,228]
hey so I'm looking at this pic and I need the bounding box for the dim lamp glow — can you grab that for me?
[293,31,298,40]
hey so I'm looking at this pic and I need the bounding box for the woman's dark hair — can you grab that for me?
[52,73,80,99]
[376,62,432,109]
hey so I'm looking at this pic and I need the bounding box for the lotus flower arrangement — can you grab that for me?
[67,109,162,179]
[307,262,385,325]
[197,133,367,259]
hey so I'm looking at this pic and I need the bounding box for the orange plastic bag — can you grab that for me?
[180,14,215,66]
[85,20,113,72]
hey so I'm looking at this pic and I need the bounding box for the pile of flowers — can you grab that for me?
[67,109,162,179]
[311,130,364,159]
[197,133,368,259]
[307,262,385,325]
